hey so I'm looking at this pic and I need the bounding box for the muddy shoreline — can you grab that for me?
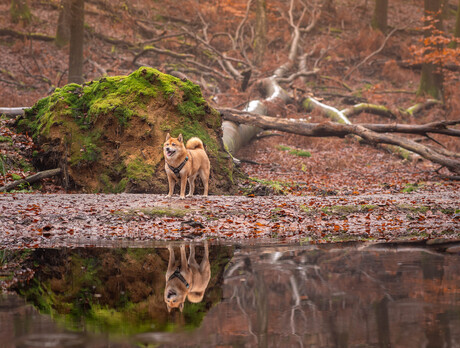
[1,192,458,249]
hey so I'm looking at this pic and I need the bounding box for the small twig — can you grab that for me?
[319,75,353,91]
[139,32,188,46]
[234,0,253,50]
[276,68,319,84]
[133,46,194,65]
[239,158,261,165]
[424,134,446,149]
[0,78,27,89]
[344,27,399,80]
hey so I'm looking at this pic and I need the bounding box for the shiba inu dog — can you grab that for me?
[164,243,211,313]
[163,133,210,199]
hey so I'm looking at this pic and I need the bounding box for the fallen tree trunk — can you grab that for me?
[222,101,265,155]
[0,168,62,192]
[0,28,54,42]
[221,111,460,174]
[0,107,29,117]
[222,110,460,137]
[222,77,294,154]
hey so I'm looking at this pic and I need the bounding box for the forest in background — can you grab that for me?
[0,0,459,195]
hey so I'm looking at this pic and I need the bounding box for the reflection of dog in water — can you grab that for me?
[164,243,210,312]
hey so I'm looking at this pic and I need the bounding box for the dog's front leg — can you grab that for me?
[188,244,196,264]
[166,246,176,280]
[179,175,187,199]
[202,241,209,266]
[167,175,175,197]
[180,245,189,273]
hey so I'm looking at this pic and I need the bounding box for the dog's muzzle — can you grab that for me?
[165,148,176,157]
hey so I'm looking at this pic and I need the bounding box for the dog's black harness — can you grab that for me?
[168,267,190,288]
[168,156,189,178]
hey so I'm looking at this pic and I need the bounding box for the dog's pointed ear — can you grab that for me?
[178,134,183,143]
[166,133,171,140]
[179,302,184,312]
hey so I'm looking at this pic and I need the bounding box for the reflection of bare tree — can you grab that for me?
[375,297,391,348]
[216,245,460,347]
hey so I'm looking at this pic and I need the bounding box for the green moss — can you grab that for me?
[276,144,311,157]
[139,207,189,218]
[289,149,311,157]
[276,145,291,151]
[20,280,54,314]
[100,173,128,193]
[126,157,154,181]
[245,177,290,195]
[396,204,430,213]
[401,182,423,193]
[113,204,202,218]
[0,155,6,176]
[0,135,13,144]
[221,160,235,184]
[69,131,102,166]
[300,204,378,215]
[21,67,216,143]
[21,68,197,138]
[440,208,460,215]
[11,173,22,180]
[18,158,34,172]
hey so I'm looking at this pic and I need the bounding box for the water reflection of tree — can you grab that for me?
[219,246,460,347]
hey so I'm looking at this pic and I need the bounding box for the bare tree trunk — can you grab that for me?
[254,0,267,66]
[371,0,388,32]
[417,0,444,101]
[453,0,460,47]
[68,0,85,84]
[55,0,71,48]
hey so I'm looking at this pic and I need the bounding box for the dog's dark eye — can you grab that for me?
[171,143,176,146]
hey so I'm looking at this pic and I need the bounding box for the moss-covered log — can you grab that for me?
[17,67,235,194]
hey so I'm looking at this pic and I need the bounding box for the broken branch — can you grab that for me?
[0,168,62,192]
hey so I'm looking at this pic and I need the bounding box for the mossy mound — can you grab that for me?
[18,67,234,193]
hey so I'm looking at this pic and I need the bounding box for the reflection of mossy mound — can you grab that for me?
[14,247,233,336]
[18,67,234,193]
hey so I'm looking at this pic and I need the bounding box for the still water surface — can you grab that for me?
[1,242,459,347]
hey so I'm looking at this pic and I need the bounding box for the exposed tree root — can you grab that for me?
[0,168,62,192]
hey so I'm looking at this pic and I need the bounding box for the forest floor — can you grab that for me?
[0,189,458,249]
[0,0,459,248]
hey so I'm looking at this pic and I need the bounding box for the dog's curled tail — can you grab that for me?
[186,137,204,150]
